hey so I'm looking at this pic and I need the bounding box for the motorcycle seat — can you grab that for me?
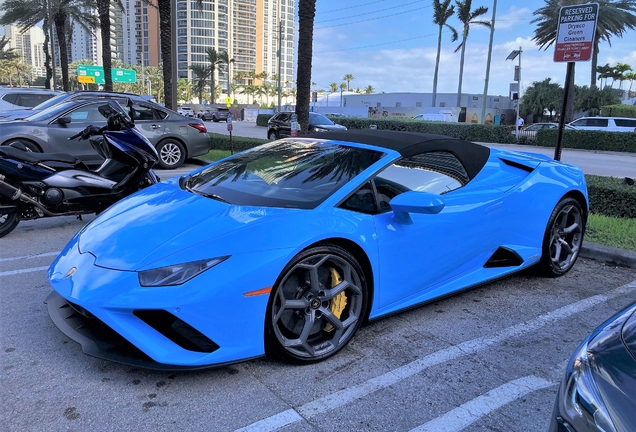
[0,146,81,165]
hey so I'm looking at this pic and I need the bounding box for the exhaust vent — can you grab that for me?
[484,247,524,268]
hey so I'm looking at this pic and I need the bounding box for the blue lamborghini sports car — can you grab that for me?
[46,130,589,369]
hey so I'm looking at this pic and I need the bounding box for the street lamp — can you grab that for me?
[506,47,522,137]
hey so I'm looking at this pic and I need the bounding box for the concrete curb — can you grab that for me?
[581,242,636,269]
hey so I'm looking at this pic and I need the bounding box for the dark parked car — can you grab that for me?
[210,107,231,122]
[549,302,636,432]
[0,99,211,169]
[267,111,347,139]
[0,90,151,121]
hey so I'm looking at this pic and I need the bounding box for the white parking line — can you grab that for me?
[0,266,50,277]
[409,376,554,432]
[0,266,49,277]
[235,409,303,432]
[235,280,636,431]
[0,251,60,263]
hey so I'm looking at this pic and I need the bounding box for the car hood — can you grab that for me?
[314,123,347,131]
[622,305,636,361]
[0,109,35,121]
[78,181,300,271]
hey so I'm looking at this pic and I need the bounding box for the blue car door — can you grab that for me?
[371,152,506,309]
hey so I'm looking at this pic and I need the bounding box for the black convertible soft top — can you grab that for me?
[305,129,491,181]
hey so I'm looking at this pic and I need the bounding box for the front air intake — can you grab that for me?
[484,247,524,268]
[133,310,219,353]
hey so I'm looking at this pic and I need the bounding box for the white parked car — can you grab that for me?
[177,106,194,117]
[0,87,60,112]
[568,116,636,132]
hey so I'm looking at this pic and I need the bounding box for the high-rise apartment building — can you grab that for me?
[3,25,47,79]
[124,0,161,66]
[176,0,295,93]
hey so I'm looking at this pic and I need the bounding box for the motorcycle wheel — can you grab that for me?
[0,211,20,238]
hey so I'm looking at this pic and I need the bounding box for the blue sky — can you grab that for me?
[310,0,636,96]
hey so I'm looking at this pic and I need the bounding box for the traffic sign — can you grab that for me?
[554,3,599,62]
[77,65,137,84]
[225,97,232,108]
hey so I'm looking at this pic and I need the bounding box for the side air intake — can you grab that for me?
[484,247,524,268]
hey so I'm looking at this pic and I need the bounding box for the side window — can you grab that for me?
[67,103,111,122]
[2,93,18,104]
[154,109,168,120]
[132,104,156,121]
[588,118,608,127]
[339,181,376,214]
[277,113,290,122]
[374,152,468,212]
[615,119,636,127]
[18,94,53,107]
[570,119,586,127]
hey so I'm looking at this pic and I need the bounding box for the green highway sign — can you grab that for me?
[77,65,137,84]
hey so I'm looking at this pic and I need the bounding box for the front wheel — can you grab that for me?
[0,211,20,238]
[265,245,368,363]
[155,139,186,169]
[268,130,279,140]
[538,197,585,277]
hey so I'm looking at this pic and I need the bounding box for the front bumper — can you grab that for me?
[46,240,288,369]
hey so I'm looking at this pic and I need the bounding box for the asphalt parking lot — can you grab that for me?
[2,213,635,431]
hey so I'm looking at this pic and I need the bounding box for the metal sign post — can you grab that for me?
[290,113,298,137]
[227,113,233,154]
[553,3,599,161]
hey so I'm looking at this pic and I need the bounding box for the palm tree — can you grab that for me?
[0,37,17,60]
[189,63,209,104]
[454,0,490,107]
[614,62,633,90]
[342,73,354,91]
[296,0,317,133]
[204,47,232,104]
[339,82,347,107]
[596,63,613,88]
[625,71,636,96]
[432,0,458,107]
[532,0,636,89]
[364,84,375,94]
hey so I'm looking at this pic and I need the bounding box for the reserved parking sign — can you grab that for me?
[554,3,599,62]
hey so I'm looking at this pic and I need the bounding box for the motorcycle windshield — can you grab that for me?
[103,129,159,164]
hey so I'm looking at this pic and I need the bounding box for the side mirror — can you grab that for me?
[57,116,71,125]
[390,191,445,225]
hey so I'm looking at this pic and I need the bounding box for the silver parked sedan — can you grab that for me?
[0,99,211,169]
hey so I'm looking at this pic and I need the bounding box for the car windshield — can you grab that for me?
[309,113,334,125]
[188,140,384,209]
[30,93,69,111]
[23,101,78,122]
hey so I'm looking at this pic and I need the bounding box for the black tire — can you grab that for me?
[265,245,368,363]
[268,130,279,140]
[212,117,219,122]
[155,139,186,169]
[0,211,20,238]
[538,197,585,277]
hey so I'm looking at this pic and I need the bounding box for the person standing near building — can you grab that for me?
[517,116,524,127]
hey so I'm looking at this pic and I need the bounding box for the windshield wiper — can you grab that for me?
[192,190,232,204]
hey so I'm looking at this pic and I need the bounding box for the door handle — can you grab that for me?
[150,124,161,129]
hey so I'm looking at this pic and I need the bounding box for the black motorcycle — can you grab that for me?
[0,100,160,238]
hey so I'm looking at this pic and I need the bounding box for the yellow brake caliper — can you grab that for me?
[325,268,347,332]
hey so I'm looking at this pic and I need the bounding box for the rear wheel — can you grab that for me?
[0,211,19,238]
[538,197,585,277]
[156,139,186,169]
[265,245,368,363]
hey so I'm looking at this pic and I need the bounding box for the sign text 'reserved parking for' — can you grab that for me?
[554,3,599,62]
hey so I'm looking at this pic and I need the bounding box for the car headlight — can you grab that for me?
[138,256,229,287]
[313,127,329,132]
[558,341,617,432]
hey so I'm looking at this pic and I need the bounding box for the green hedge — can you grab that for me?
[535,129,636,153]
[208,133,268,152]
[330,117,518,144]
[601,104,636,118]
[585,175,636,218]
[256,114,273,127]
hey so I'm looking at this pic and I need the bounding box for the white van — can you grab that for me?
[568,117,636,132]
[0,88,60,112]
